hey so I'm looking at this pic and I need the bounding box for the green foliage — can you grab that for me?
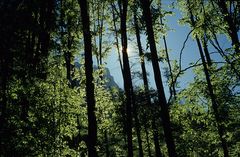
[170,63,240,156]
[1,0,239,156]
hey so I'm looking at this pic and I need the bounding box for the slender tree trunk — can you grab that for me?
[64,33,73,83]
[39,0,52,64]
[64,51,72,82]
[152,117,162,157]
[104,130,110,157]
[196,35,229,157]
[78,0,98,156]
[140,1,177,156]
[201,34,212,67]
[187,2,229,156]
[98,3,104,66]
[111,4,124,75]
[130,14,144,157]
[133,107,144,157]
[159,10,176,98]
[134,13,162,157]
[119,0,133,156]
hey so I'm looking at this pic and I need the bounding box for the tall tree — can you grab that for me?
[78,0,98,156]
[118,0,134,156]
[133,11,162,157]
[186,0,229,156]
[139,0,177,156]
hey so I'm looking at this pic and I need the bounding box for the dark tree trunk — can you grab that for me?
[139,0,177,156]
[111,4,124,75]
[133,109,144,157]
[152,117,162,157]
[104,130,110,157]
[196,35,229,157]
[133,13,149,95]
[98,3,104,66]
[131,15,144,156]
[201,34,212,67]
[159,11,176,98]
[64,32,74,82]
[78,0,98,156]
[130,78,144,157]
[119,0,134,156]
[187,2,229,156]
[134,13,162,157]
[64,51,72,82]
[32,0,54,79]
[38,0,53,76]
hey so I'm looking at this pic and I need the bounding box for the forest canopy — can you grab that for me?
[0,0,239,156]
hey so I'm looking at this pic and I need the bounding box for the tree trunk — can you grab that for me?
[111,3,124,76]
[98,3,104,66]
[201,34,212,67]
[187,2,229,156]
[133,110,144,157]
[159,10,176,98]
[139,0,177,156]
[134,13,163,157]
[119,0,133,156]
[196,35,229,157]
[64,51,72,82]
[104,130,110,157]
[152,117,162,157]
[78,0,98,156]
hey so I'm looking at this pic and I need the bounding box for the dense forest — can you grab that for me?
[0,0,239,156]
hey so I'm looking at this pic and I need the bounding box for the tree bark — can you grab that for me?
[119,0,134,156]
[79,0,98,156]
[139,1,177,156]
[134,13,163,157]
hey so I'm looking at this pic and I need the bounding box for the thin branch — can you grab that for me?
[179,29,194,71]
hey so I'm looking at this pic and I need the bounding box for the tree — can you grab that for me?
[133,8,163,157]
[139,0,177,156]
[185,0,229,156]
[118,0,134,156]
[78,0,98,156]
